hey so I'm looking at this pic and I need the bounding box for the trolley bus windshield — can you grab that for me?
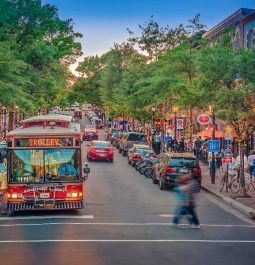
[8,148,81,183]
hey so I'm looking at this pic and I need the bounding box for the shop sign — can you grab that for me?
[197,114,211,125]
[176,118,184,130]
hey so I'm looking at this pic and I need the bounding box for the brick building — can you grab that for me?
[202,8,255,152]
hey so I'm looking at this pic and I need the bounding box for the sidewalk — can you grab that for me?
[201,163,255,219]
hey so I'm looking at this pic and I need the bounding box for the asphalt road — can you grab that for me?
[0,117,255,265]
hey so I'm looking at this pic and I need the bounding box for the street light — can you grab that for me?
[151,107,156,133]
[14,105,19,128]
[172,105,179,151]
[0,106,7,139]
[209,104,216,184]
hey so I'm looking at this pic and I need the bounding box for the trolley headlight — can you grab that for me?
[9,193,23,199]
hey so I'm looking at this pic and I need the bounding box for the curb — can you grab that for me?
[201,184,255,219]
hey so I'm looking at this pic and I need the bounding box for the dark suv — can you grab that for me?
[152,153,201,190]
[119,132,149,156]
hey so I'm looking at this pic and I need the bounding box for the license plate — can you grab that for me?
[39,193,50,199]
[99,153,105,157]
[180,168,189,173]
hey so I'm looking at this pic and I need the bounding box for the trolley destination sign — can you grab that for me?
[15,137,73,147]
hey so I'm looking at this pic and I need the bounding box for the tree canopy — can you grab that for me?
[0,0,82,113]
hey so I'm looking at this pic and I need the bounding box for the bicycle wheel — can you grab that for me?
[230,179,240,194]
[218,176,226,192]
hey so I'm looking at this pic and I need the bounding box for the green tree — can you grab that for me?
[0,0,82,113]
[199,43,255,196]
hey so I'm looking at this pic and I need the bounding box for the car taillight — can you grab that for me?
[107,147,114,153]
[192,168,201,175]
[165,167,175,173]
[133,153,141,159]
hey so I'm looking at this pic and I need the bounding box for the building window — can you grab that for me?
[233,28,240,49]
[247,28,255,48]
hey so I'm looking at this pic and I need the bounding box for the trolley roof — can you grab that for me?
[21,114,73,123]
[8,114,81,137]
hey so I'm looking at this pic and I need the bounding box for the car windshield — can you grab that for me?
[127,134,147,142]
[169,157,199,167]
[85,130,95,134]
[8,149,80,183]
[85,125,96,129]
[110,129,121,134]
[92,142,110,147]
[137,148,151,154]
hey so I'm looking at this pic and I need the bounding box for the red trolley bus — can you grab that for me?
[6,115,89,212]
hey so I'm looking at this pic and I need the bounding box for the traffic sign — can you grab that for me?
[207,140,221,153]
[222,156,232,164]
[224,139,232,156]
[119,120,127,125]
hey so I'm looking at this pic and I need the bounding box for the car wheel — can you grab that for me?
[119,148,122,154]
[122,150,126,157]
[144,168,152,178]
[87,155,91,162]
[128,159,131,165]
[110,158,114,163]
[159,177,166,190]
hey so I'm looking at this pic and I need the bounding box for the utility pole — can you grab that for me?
[211,110,216,184]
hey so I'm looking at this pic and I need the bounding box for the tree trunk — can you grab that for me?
[238,144,248,197]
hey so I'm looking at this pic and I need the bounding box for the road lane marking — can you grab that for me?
[159,214,174,217]
[0,222,254,228]
[0,239,255,243]
[0,215,94,221]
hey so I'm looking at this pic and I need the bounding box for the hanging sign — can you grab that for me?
[197,114,212,125]
[176,118,184,130]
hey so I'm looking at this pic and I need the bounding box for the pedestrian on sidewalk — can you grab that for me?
[193,137,201,158]
[248,150,255,180]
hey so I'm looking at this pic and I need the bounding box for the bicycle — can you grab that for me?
[218,168,240,194]
[245,176,255,193]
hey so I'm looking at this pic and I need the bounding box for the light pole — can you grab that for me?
[0,106,7,139]
[14,105,19,128]
[172,105,179,151]
[151,107,155,133]
[209,104,216,184]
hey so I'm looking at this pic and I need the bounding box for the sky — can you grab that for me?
[42,0,255,70]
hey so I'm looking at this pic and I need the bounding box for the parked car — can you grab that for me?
[110,132,121,146]
[105,128,122,141]
[119,132,149,156]
[151,153,201,190]
[128,144,152,166]
[87,141,114,162]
